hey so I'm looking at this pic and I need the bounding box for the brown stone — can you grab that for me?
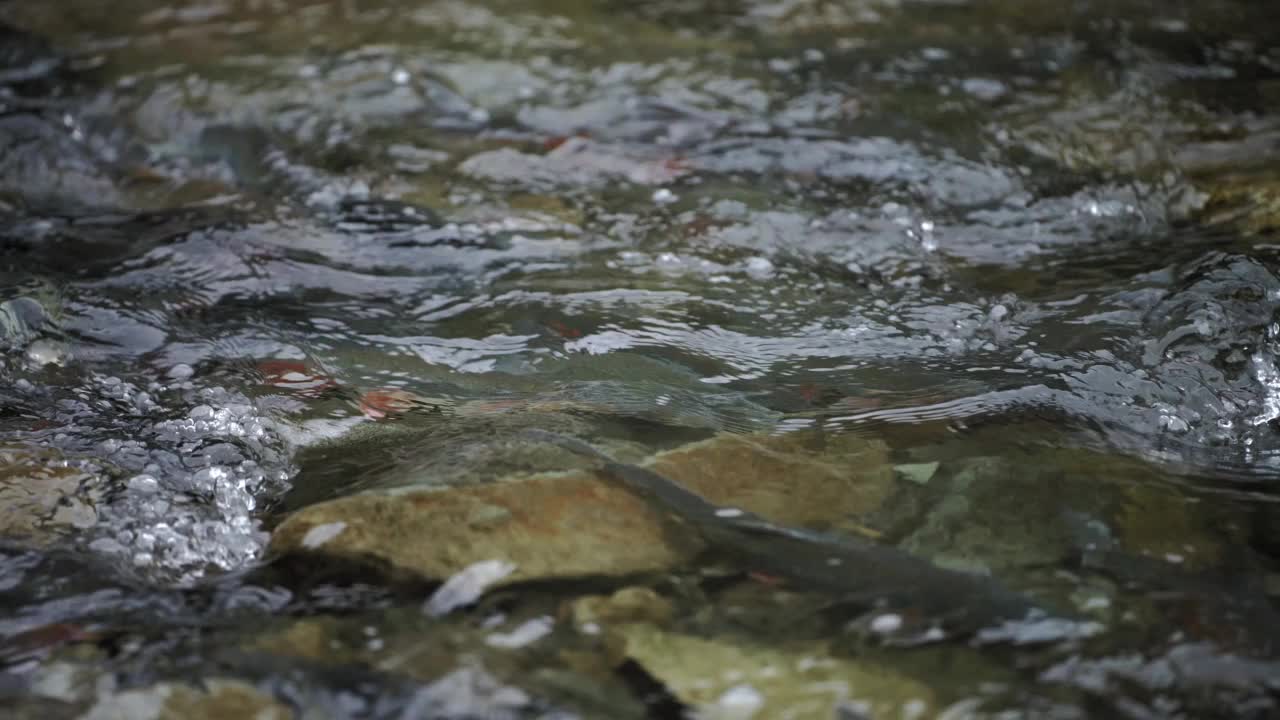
[0,445,99,546]
[648,433,892,529]
[565,587,675,633]
[270,470,696,584]
[270,432,893,585]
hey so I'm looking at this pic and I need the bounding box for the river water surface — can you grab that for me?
[3,1,1280,718]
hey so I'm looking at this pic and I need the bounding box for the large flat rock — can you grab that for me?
[269,433,892,584]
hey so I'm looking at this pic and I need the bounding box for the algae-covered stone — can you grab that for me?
[247,617,363,666]
[1198,174,1280,236]
[898,455,1075,574]
[1112,484,1230,571]
[271,469,695,583]
[649,433,892,529]
[895,447,1241,580]
[0,445,101,546]
[243,609,647,718]
[80,679,291,720]
[270,432,893,584]
[611,624,935,720]
[566,587,675,634]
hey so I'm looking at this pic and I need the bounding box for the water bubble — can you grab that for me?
[745,256,775,278]
[962,77,1009,101]
[127,474,160,494]
[652,188,678,205]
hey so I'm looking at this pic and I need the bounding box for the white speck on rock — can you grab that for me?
[301,521,347,549]
[424,559,518,617]
[710,684,764,719]
[903,698,930,720]
[485,616,554,649]
[652,188,678,205]
[870,613,904,635]
[745,256,774,278]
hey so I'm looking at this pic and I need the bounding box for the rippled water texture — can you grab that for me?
[3,1,1280,717]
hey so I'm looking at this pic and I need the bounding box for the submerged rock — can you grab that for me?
[566,586,675,634]
[0,113,125,210]
[272,468,693,583]
[610,623,934,720]
[0,297,48,348]
[898,455,1078,574]
[1112,483,1232,572]
[647,433,891,529]
[0,289,58,352]
[243,609,645,718]
[270,432,892,585]
[0,445,101,547]
[80,679,290,720]
[1199,173,1280,236]
[280,409,619,508]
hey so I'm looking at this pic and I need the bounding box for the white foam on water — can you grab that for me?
[70,375,296,585]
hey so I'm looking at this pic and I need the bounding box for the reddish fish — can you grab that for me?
[255,360,338,397]
[358,389,425,419]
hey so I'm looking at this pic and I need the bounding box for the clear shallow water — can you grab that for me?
[2,1,1280,717]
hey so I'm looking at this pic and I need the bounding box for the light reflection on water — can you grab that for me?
[2,0,1280,716]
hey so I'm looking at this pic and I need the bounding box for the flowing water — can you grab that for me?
[3,1,1280,717]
